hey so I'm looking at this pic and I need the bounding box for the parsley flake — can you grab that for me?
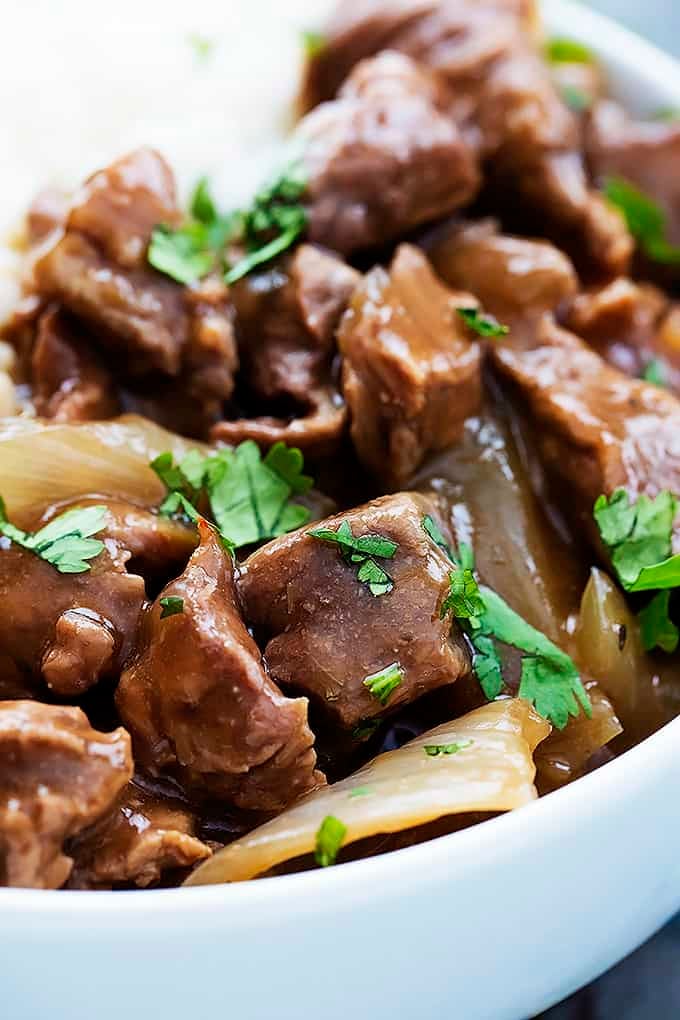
[560,84,593,113]
[421,514,455,560]
[348,786,372,799]
[423,740,473,757]
[639,590,679,653]
[363,662,403,706]
[593,489,678,590]
[159,596,185,619]
[314,815,347,867]
[441,568,485,624]
[351,719,381,742]
[546,37,595,64]
[642,358,667,387]
[604,177,680,266]
[309,520,397,596]
[0,499,107,574]
[301,30,326,59]
[457,307,509,339]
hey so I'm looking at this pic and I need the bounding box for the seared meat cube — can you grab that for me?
[0,701,132,889]
[213,244,358,455]
[338,244,481,487]
[116,520,323,811]
[492,316,680,546]
[299,0,631,279]
[33,149,237,407]
[69,784,211,889]
[0,500,194,697]
[238,492,472,729]
[428,219,578,322]
[31,306,119,422]
[587,101,680,252]
[299,51,480,254]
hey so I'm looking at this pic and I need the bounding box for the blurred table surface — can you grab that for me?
[542,2,679,1017]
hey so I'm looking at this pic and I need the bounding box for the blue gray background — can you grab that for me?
[545,3,679,1017]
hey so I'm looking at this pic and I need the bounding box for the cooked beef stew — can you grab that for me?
[1,0,679,890]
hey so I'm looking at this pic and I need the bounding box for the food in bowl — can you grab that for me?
[1,0,680,892]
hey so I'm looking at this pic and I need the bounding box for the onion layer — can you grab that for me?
[185,699,550,886]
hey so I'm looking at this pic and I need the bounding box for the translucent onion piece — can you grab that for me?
[0,414,209,521]
[185,699,550,886]
[535,681,622,791]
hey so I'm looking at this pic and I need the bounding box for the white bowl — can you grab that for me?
[4,3,680,1018]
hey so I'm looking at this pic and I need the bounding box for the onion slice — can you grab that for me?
[185,699,550,886]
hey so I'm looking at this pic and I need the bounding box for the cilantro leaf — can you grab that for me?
[301,30,326,58]
[148,223,216,285]
[629,555,680,592]
[471,632,505,701]
[421,514,455,560]
[348,786,373,799]
[546,37,595,64]
[604,177,680,266]
[639,590,679,653]
[457,307,509,339]
[0,499,107,574]
[441,568,485,623]
[594,489,677,589]
[560,84,592,113]
[642,358,667,387]
[351,719,382,742]
[309,521,397,597]
[314,815,347,867]
[206,441,311,548]
[423,740,473,757]
[160,596,185,619]
[363,662,403,706]
[190,177,218,225]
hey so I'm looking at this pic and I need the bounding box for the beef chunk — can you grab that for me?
[33,149,237,406]
[26,189,69,246]
[298,51,480,254]
[587,100,680,250]
[116,520,323,811]
[492,315,680,545]
[300,1,631,278]
[338,244,481,487]
[0,701,132,889]
[213,244,358,455]
[238,492,471,729]
[32,306,119,421]
[428,219,578,321]
[69,784,211,889]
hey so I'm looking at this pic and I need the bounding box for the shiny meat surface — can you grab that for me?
[0,701,132,888]
[239,492,471,729]
[117,521,323,811]
[299,51,480,254]
[339,244,481,486]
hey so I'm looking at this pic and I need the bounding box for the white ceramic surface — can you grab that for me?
[3,3,680,1018]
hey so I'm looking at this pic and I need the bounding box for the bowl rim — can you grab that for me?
[4,0,680,915]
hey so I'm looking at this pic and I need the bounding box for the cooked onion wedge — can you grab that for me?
[185,699,550,886]
[0,414,208,520]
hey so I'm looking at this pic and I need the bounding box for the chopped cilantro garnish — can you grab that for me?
[457,307,509,339]
[0,499,107,574]
[348,786,372,799]
[188,34,215,61]
[225,163,308,284]
[314,815,347,867]
[301,30,327,59]
[159,596,185,619]
[639,590,679,653]
[309,520,397,596]
[642,358,667,387]
[604,177,680,266]
[423,740,473,757]
[560,84,592,113]
[654,107,680,122]
[441,568,485,624]
[546,37,595,64]
[151,440,312,550]
[421,514,455,560]
[351,719,381,742]
[593,489,678,590]
[148,223,216,285]
[363,662,403,706]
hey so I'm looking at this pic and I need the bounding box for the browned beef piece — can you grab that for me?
[0,701,132,889]
[213,244,358,455]
[238,492,471,729]
[26,189,69,246]
[33,149,237,407]
[492,315,680,546]
[560,278,680,391]
[428,219,578,321]
[299,1,631,278]
[338,244,481,487]
[31,306,119,421]
[298,51,480,254]
[587,101,680,248]
[68,783,211,889]
[0,501,194,697]
[116,520,323,811]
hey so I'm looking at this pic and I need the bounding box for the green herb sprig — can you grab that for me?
[363,662,403,706]
[457,307,509,339]
[604,177,680,266]
[0,499,107,574]
[314,815,347,868]
[308,520,398,596]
